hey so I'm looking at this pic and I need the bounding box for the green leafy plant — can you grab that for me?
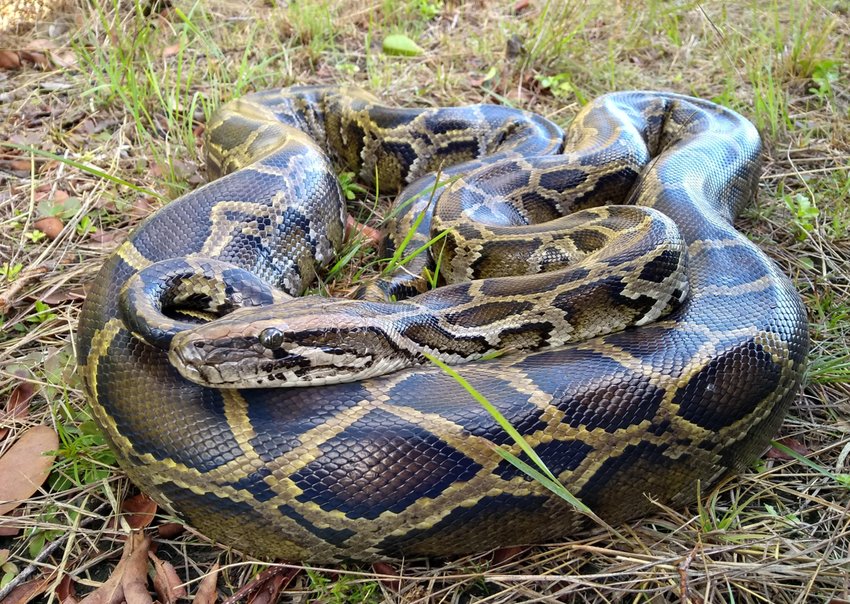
[26,301,58,324]
[534,72,586,103]
[337,171,368,200]
[0,262,23,282]
[809,59,840,99]
[784,192,819,240]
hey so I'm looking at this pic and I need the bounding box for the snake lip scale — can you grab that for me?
[77,86,809,562]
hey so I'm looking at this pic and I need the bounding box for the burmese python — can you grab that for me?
[77,87,809,562]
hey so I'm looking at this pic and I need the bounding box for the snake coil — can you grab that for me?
[77,87,808,562]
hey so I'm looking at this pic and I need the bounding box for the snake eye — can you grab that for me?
[258,327,285,349]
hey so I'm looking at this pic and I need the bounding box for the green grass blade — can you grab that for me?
[2,143,165,200]
[423,353,591,513]
[770,440,850,487]
[491,446,592,513]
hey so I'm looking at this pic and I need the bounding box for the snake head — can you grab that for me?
[167,296,415,388]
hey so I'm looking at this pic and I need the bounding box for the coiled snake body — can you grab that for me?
[77,87,809,562]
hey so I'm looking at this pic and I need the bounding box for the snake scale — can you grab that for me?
[77,87,809,562]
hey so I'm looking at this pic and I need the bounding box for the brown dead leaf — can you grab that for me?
[88,230,122,246]
[246,568,295,604]
[0,50,22,69]
[9,159,32,172]
[37,286,87,306]
[34,187,70,204]
[78,532,153,604]
[0,377,36,441]
[121,538,153,604]
[2,575,53,604]
[221,567,299,604]
[0,507,22,535]
[157,522,185,539]
[0,425,59,516]
[345,215,382,247]
[766,437,811,460]
[121,493,158,529]
[150,553,187,603]
[371,562,399,591]
[129,197,159,218]
[162,43,181,58]
[491,545,527,565]
[194,562,219,604]
[51,51,78,69]
[57,574,77,603]
[19,51,50,69]
[34,216,64,240]
[25,39,57,52]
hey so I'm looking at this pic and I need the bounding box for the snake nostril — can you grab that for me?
[193,341,206,349]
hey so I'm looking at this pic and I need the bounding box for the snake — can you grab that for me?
[76,86,809,562]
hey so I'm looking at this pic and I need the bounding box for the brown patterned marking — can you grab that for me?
[399,321,490,357]
[444,300,534,328]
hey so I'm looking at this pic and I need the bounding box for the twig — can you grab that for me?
[0,502,110,600]
[0,265,49,314]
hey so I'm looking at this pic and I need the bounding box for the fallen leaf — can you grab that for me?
[34,216,64,240]
[0,50,21,70]
[88,230,122,245]
[150,553,186,603]
[222,567,299,604]
[129,197,159,218]
[382,34,424,57]
[19,51,49,69]
[766,437,810,460]
[57,574,76,603]
[121,493,158,529]
[157,522,185,538]
[162,43,181,58]
[345,215,382,246]
[34,188,70,204]
[246,568,294,604]
[78,532,153,604]
[0,425,59,516]
[51,51,78,69]
[371,562,399,591]
[122,537,154,604]
[491,545,527,565]
[0,378,36,441]
[25,39,57,52]
[194,562,219,604]
[36,286,87,305]
[8,132,42,146]
[0,507,22,535]
[9,159,32,172]
[1,575,53,604]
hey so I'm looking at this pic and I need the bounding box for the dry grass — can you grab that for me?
[1,0,848,602]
